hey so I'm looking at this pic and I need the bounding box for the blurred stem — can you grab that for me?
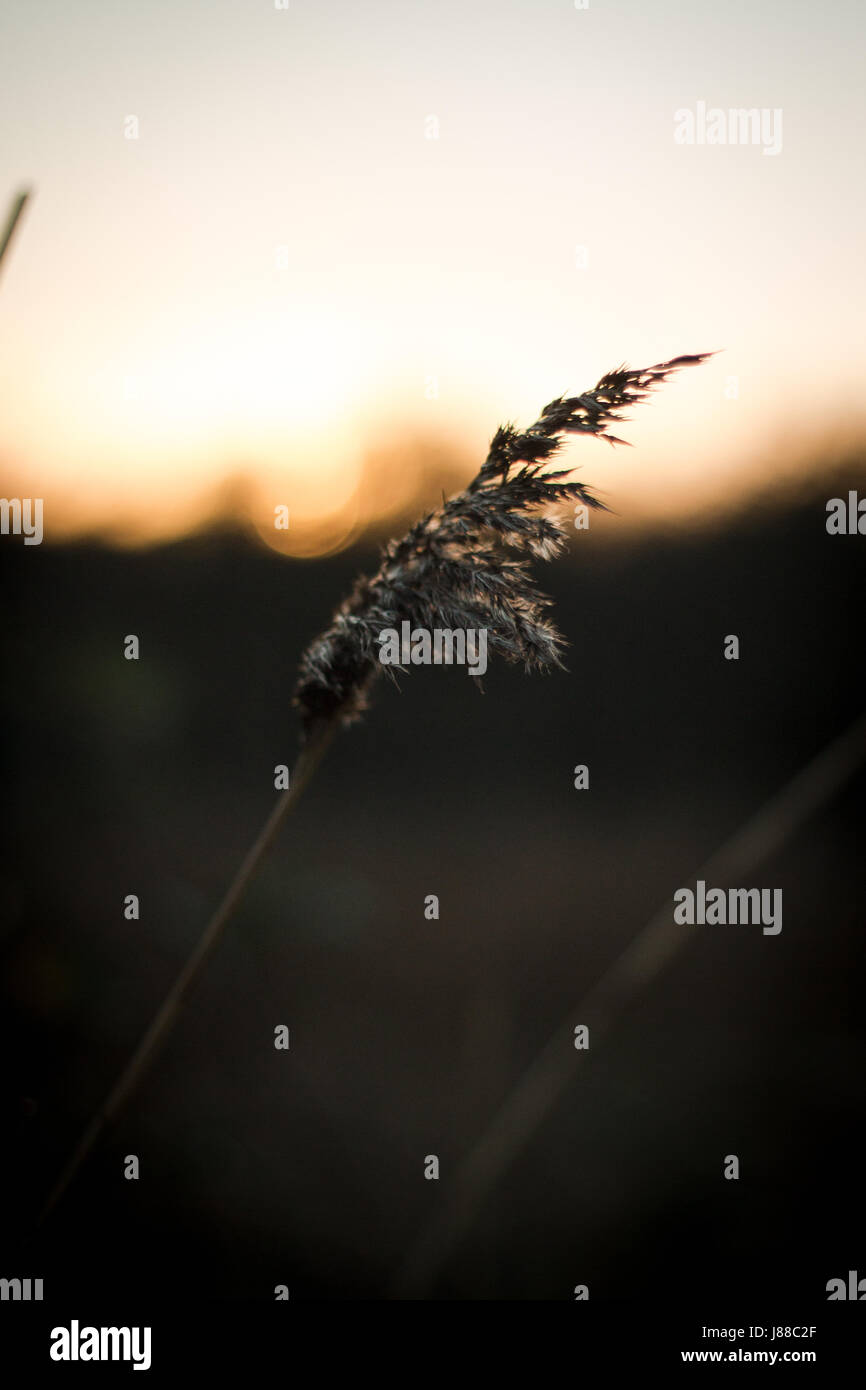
[38,718,338,1226]
[0,188,32,277]
[393,708,866,1297]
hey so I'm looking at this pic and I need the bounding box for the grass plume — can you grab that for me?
[40,350,710,1223]
[295,354,712,733]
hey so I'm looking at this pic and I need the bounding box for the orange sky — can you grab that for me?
[1,0,864,554]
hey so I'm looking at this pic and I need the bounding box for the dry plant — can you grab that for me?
[40,352,711,1223]
[295,355,711,732]
[0,188,32,278]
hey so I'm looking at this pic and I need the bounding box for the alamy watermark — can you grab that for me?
[0,497,43,544]
[377,621,487,677]
[674,102,782,156]
[826,491,865,534]
[1,1276,43,1300]
[49,1320,151,1371]
[826,1270,866,1299]
[674,879,783,935]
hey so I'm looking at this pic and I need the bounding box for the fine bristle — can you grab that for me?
[294,353,712,734]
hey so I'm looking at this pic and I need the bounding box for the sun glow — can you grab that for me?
[1,0,864,555]
[96,305,371,442]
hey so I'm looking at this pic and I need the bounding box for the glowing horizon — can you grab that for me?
[1,0,864,554]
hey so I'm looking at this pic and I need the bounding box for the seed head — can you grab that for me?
[294,354,712,736]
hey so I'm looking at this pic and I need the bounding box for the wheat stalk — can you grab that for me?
[39,352,710,1223]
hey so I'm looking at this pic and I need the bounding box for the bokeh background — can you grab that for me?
[1,0,865,1301]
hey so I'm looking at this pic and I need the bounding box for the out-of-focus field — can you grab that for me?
[2,453,864,1299]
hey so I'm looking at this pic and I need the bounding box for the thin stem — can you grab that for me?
[38,718,338,1226]
[0,188,32,277]
[393,708,866,1296]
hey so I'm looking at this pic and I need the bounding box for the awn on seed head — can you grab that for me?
[295,353,713,734]
[41,350,711,1223]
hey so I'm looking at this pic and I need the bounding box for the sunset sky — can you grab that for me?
[1,0,863,553]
